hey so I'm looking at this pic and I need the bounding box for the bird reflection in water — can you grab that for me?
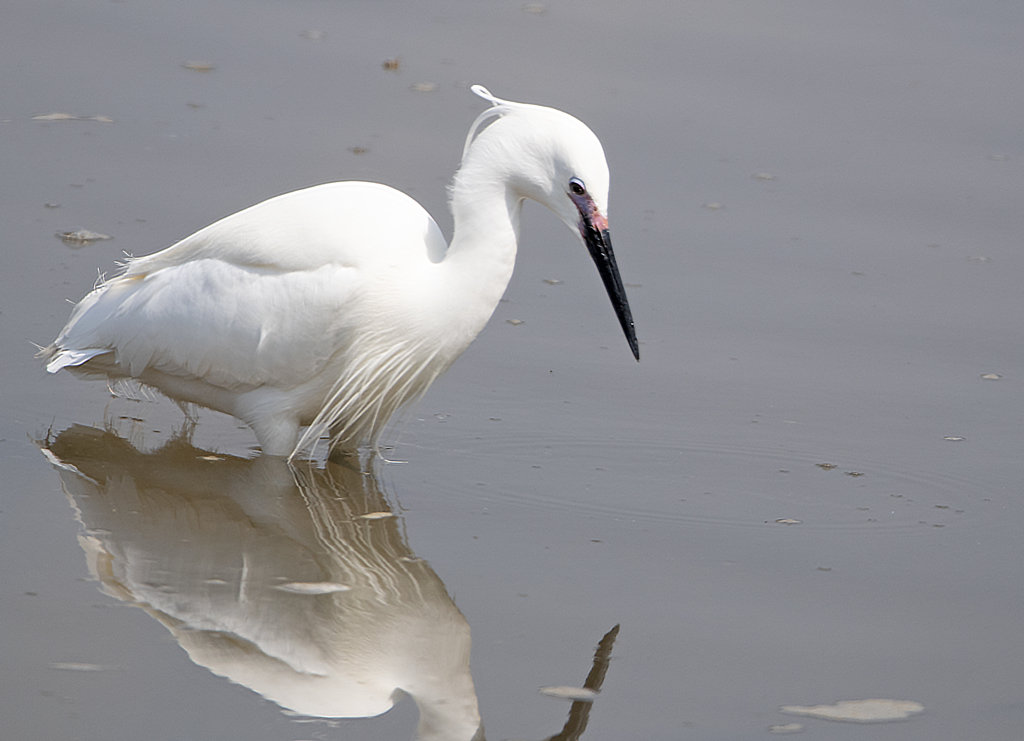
[41,425,618,741]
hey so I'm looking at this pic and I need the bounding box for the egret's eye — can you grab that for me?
[569,178,586,197]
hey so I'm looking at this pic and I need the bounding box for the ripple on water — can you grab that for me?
[423,434,999,535]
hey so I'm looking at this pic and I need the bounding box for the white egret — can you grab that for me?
[44,86,638,459]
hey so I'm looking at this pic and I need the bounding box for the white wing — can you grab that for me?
[48,182,448,391]
[126,182,447,275]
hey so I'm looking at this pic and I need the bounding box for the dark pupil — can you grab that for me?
[571,180,585,195]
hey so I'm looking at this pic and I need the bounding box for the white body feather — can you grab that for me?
[45,87,621,459]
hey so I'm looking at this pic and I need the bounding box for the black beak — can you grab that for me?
[581,216,639,361]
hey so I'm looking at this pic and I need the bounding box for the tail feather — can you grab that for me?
[45,347,108,374]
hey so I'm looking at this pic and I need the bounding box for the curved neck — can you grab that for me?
[440,152,524,338]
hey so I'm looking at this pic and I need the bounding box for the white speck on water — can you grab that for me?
[539,685,599,701]
[57,229,112,246]
[33,113,114,123]
[779,699,924,723]
[359,511,394,520]
[274,582,351,595]
[768,722,804,734]
[49,662,115,672]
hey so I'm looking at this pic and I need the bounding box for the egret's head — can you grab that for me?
[461,86,610,233]
[461,86,637,360]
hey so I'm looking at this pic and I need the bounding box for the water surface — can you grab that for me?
[3,2,1023,739]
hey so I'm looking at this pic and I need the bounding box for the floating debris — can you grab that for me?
[752,172,777,181]
[382,57,401,72]
[775,518,801,525]
[539,685,599,702]
[768,723,804,734]
[411,82,438,93]
[275,581,351,595]
[348,146,368,155]
[943,436,966,442]
[57,229,112,246]
[182,61,215,72]
[702,202,724,211]
[779,699,924,723]
[49,662,111,672]
[845,471,865,477]
[980,373,1001,380]
[506,319,524,326]
[33,113,114,123]
[815,462,837,470]
[542,278,563,285]
[358,511,394,520]
[523,3,547,14]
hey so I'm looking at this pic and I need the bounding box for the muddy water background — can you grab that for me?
[3,1,1023,739]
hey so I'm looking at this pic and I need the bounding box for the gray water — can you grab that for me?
[3,1,1023,739]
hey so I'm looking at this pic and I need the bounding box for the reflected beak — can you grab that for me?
[574,195,639,361]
